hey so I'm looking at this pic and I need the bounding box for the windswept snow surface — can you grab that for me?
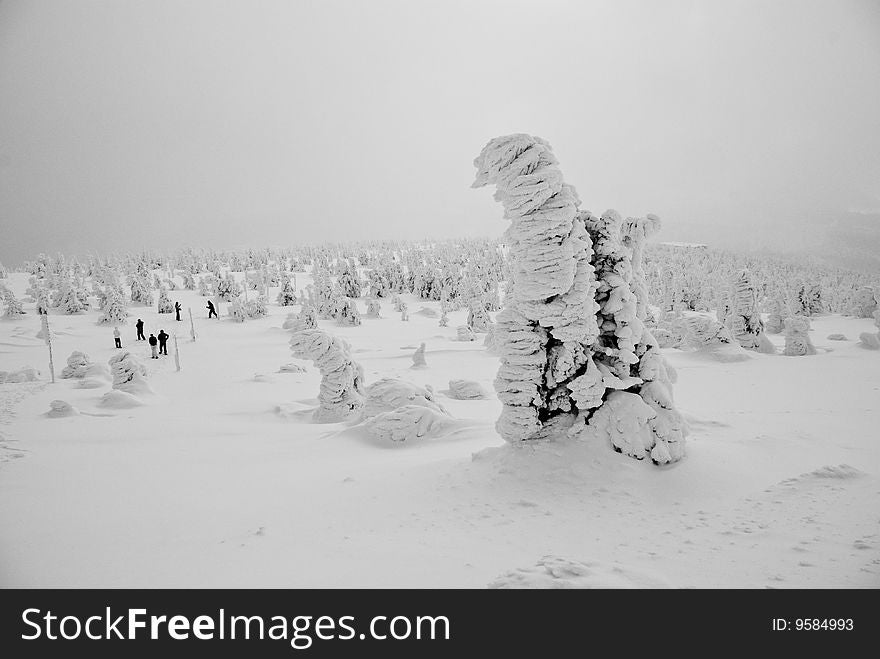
[0,271,878,588]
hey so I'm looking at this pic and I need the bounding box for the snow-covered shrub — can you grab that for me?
[783,317,816,356]
[0,366,40,383]
[46,399,79,418]
[362,378,447,419]
[108,351,151,394]
[216,274,242,302]
[466,297,492,332]
[411,342,427,368]
[229,297,247,322]
[336,297,361,326]
[472,134,685,463]
[849,286,878,319]
[366,299,381,318]
[764,297,787,334]
[245,296,268,318]
[284,304,318,332]
[399,301,409,321]
[289,329,365,422]
[182,272,196,291]
[60,351,108,379]
[448,379,488,400]
[456,325,475,341]
[363,405,455,444]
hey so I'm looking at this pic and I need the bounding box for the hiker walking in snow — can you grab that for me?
[113,326,122,349]
[207,300,217,319]
[148,333,158,359]
[157,329,169,356]
[174,301,182,321]
[136,318,146,341]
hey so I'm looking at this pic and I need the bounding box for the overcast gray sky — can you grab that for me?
[1,0,879,264]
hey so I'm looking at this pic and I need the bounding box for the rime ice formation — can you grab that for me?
[366,299,382,318]
[289,329,365,422]
[283,304,318,332]
[850,286,878,319]
[46,400,79,418]
[472,134,685,463]
[108,351,152,395]
[0,366,40,383]
[276,278,298,306]
[60,351,108,380]
[411,342,427,369]
[157,287,174,314]
[683,313,751,362]
[448,379,489,400]
[764,297,786,334]
[99,390,145,408]
[362,378,448,419]
[783,317,817,356]
[98,286,128,325]
[729,270,765,350]
[363,405,456,444]
[467,298,492,333]
[827,333,848,341]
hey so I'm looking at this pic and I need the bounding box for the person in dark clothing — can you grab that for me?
[207,300,217,318]
[136,319,146,341]
[148,333,158,359]
[174,301,182,321]
[157,330,169,356]
[113,326,122,349]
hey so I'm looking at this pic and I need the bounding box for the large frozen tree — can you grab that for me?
[472,133,686,464]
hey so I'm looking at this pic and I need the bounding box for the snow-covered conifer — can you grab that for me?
[473,134,685,463]
[783,316,816,356]
[157,287,174,314]
[289,329,365,422]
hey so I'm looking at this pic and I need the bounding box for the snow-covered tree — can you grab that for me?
[783,316,816,356]
[276,278,298,306]
[245,296,268,318]
[98,285,128,325]
[3,289,25,317]
[289,329,365,422]
[849,286,878,319]
[795,283,823,317]
[53,278,89,314]
[337,260,361,298]
[108,351,150,394]
[130,276,154,306]
[764,296,787,334]
[729,269,765,350]
[336,297,361,326]
[229,297,247,322]
[472,133,685,463]
[366,299,381,318]
[157,287,174,314]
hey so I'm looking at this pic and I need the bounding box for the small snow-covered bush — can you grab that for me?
[363,405,455,444]
[783,317,816,356]
[108,351,151,395]
[448,379,488,400]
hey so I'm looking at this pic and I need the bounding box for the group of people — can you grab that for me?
[115,318,170,359]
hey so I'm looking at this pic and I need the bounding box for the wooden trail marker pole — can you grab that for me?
[41,312,55,383]
[188,307,196,341]
[173,333,181,372]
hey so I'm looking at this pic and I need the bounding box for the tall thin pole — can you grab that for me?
[41,312,55,383]
[188,307,196,341]
[173,333,180,372]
